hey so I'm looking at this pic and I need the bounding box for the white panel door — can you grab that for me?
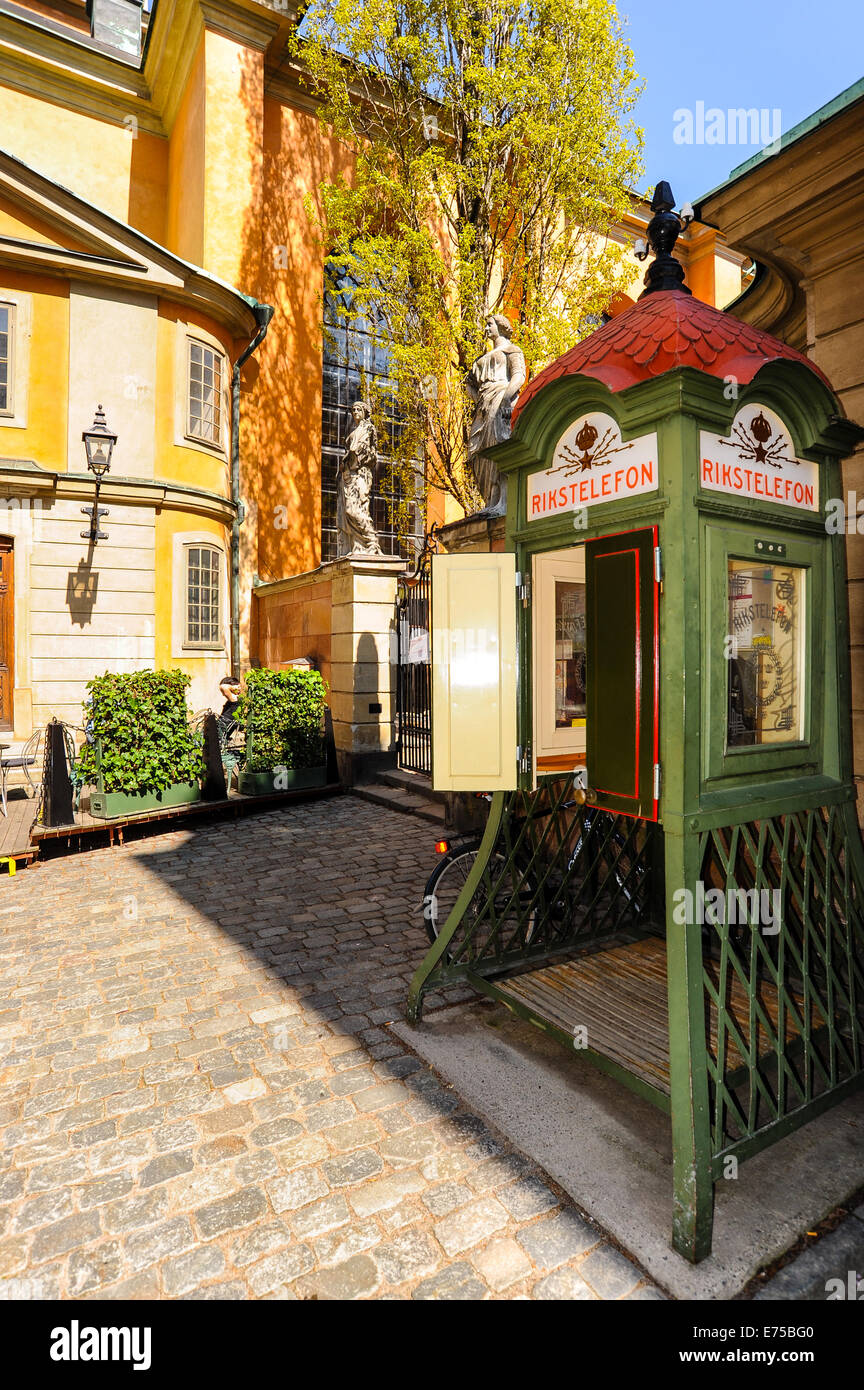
[431,552,517,792]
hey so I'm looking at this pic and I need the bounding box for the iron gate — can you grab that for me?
[395,525,439,775]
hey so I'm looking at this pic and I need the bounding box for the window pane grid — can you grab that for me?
[188,340,223,445]
[0,305,11,414]
[320,270,420,563]
[185,545,221,646]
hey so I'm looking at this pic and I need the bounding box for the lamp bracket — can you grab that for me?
[81,504,110,541]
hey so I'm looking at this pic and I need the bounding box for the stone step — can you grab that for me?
[351,782,445,825]
[374,767,447,805]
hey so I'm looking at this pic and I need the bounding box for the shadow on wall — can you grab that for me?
[236,52,353,598]
[66,557,100,626]
[335,630,389,787]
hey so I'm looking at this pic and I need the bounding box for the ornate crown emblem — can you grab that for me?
[558,421,633,475]
[723,411,798,468]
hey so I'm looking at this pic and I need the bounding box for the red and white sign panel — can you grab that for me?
[700,403,818,512]
[527,413,659,521]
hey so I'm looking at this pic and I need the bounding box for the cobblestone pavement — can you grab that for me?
[0,796,662,1301]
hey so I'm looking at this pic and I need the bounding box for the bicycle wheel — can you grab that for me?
[422,841,536,956]
[560,810,651,922]
[606,821,651,915]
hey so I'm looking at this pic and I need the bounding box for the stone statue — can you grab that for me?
[464,312,526,514]
[337,400,383,557]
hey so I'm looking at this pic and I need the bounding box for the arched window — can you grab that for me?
[321,264,418,562]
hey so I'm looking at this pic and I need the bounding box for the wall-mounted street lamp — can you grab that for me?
[80,404,116,543]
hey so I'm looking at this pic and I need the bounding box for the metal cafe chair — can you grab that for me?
[0,728,45,818]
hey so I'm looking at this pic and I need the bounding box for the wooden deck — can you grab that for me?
[493,937,804,1097]
[0,793,40,866]
[33,783,343,842]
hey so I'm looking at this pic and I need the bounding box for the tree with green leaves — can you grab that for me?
[294,0,643,521]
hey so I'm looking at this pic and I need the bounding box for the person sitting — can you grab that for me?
[216,675,242,741]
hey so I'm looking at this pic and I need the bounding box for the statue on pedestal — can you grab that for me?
[464,312,526,515]
[337,400,383,557]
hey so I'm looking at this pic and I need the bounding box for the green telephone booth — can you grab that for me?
[408,185,864,1262]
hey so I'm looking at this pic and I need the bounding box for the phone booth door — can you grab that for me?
[532,526,659,819]
[585,526,660,822]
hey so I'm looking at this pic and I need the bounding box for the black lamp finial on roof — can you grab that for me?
[636,181,694,297]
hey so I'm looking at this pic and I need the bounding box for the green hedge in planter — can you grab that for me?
[236,667,327,773]
[78,670,204,796]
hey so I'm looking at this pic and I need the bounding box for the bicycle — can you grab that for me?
[421,796,650,955]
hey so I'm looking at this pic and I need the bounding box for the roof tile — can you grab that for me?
[512,290,830,422]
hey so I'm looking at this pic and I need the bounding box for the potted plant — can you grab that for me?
[78,670,204,818]
[236,667,328,796]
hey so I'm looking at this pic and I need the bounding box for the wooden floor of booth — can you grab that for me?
[493,936,805,1097]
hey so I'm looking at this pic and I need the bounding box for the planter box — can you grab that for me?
[88,781,202,819]
[238,766,327,797]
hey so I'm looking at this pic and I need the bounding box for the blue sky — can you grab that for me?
[620,1,864,204]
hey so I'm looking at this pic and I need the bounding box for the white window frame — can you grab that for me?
[185,336,225,448]
[182,541,223,650]
[171,531,229,659]
[0,293,30,430]
[0,302,16,418]
[532,547,587,772]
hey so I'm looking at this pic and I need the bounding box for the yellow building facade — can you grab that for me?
[0,146,258,736]
[0,0,749,741]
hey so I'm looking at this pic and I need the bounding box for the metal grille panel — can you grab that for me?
[414,773,661,995]
[699,805,864,1158]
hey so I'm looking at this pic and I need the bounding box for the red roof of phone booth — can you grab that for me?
[511,289,831,423]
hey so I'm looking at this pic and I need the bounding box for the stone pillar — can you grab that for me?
[328,554,406,784]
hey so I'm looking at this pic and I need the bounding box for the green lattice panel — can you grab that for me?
[699,806,864,1154]
[426,774,660,989]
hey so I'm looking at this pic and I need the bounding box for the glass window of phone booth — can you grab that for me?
[532,547,587,776]
[703,522,823,786]
[727,558,806,748]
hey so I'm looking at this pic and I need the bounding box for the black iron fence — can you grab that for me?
[395,525,440,775]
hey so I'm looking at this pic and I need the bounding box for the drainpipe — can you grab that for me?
[231,301,274,675]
